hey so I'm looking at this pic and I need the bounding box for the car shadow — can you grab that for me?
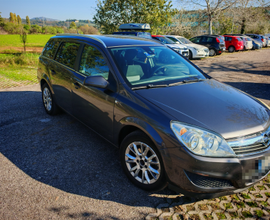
[0,90,182,209]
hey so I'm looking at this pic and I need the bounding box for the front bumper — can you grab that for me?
[165,141,270,196]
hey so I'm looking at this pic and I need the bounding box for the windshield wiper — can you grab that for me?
[169,78,204,87]
[182,78,204,83]
[132,84,168,90]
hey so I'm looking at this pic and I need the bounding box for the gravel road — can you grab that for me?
[1,48,270,220]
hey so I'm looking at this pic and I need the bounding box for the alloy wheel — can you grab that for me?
[125,141,161,185]
[43,87,52,112]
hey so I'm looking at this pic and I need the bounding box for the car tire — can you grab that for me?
[228,46,235,53]
[209,48,216,56]
[41,83,60,115]
[189,50,193,59]
[120,130,167,191]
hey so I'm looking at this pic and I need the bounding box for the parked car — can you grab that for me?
[189,35,226,56]
[246,34,267,47]
[112,23,152,39]
[247,37,262,50]
[240,36,253,50]
[264,36,270,47]
[165,35,209,59]
[223,35,244,52]
[151,35,189,58]
[38,34,270,197]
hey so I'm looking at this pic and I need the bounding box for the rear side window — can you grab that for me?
[201,37,213,43]
[43,39,60,59]
[55,42,80,69]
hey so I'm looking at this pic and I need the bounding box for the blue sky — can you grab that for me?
[1,0,182,21]
[1,0,98,21]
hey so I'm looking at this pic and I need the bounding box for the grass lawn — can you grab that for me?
[0,66,38,89]
[0,34,54,48]
[0,53,39,89]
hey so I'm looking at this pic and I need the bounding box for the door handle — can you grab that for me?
[73,82,81,89]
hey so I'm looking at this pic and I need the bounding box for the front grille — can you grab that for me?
[185,171,233,188]
[228,126,270,156]
[231,143,269,155]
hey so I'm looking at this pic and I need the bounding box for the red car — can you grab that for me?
[224,35,244,52]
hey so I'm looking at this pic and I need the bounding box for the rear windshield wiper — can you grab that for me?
[132,84,168,90]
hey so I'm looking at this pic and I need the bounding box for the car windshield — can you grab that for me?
[177,37,192,44]
[109,46,207,88]
[154,36,176,44]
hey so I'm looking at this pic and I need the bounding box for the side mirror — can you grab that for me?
[84,76,109,89]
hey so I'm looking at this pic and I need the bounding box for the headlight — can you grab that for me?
[170,121,236,157]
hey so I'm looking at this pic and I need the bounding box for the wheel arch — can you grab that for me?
[40,74,54,94]
[117,117,164,150]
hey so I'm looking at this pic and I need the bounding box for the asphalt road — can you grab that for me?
[1,48,270,220]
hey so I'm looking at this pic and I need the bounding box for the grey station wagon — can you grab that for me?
[37,34,270,197]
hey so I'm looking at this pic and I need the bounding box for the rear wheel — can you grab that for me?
[228,46,235,53]
[120,131,167,191]
[209,48,216,56]
[42,83,60,115]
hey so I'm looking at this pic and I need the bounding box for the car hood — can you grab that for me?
[135,79,270,139]
[166,44,187,50]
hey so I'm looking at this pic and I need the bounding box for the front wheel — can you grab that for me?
[42,83,60,115]
[189,50,193,59]
[120,131,167,191]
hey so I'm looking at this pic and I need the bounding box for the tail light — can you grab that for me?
[216,38,220,43]
[261,38,264,42]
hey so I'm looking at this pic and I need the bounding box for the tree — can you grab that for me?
[17,15,22,25]
[14,13,17,24]
[179,0,237,34]
[93,0,176,34]
[9,12,14,23]
[69,21,77,29]
[20,29,27,53]
[26,16,31,26]
[231,0,270,34]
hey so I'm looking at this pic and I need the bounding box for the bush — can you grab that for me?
[24,24,30,31]
[79,24,99,34]
[29,24,42,34]
[42,26,57,34]
[3,22,22,34]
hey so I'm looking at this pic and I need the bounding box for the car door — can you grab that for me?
[71,43,118,142]
[51,41,81,114]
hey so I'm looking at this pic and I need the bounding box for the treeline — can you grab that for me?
[0,12,99,35]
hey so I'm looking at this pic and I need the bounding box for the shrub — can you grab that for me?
[30,24,42,34]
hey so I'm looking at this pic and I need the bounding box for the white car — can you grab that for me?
[165,35,209,59]
[151,35,189,59]
[240,36,253,50]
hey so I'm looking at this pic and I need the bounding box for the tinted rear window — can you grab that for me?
[43,39,60,59]
[55,42,80,69]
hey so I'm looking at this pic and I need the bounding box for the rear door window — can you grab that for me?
[55,42,80,69]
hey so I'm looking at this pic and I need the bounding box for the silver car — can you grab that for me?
[165,35,209,59]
